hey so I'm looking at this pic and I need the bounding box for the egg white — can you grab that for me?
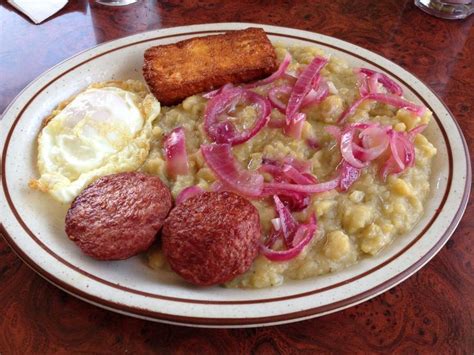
[30,81,161,203]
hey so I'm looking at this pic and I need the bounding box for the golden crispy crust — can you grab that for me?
[143,28,277,106]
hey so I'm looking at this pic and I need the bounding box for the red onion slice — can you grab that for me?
[359,68,403,96]
[273,195,298,246]
[259,157,330,211]
[246,52,292,89]
[204,88,271,145]
[339,93,426,124]
[381,130,415,180]
[259,157,319,211]
[163,127,189,178]
[260,159,316,185]
[368,72,382,93]
[357,125,390,161]
[407,124,428,140]
[261,186,310,211]
[268,85,292,112]
[263,229,282,249]
[176,186,204,204]
[202,83,234,99]
[338,96,367,124]
[263,177,340,194]
[286,56,328,123]
[389,131,405,170]
[368,93,426,116]
[282,157,312,173]
[301,78,329,108]
[356,71,370,96]
[284,112,306,139]
[325,122,398,188]
[201,143,264,197]
[280,192,311,212]
[339,160,361,191]
[340,128,368,169]
[380,157,400,181]
[282,164,316,185]
[260,214,317,262]
[394,131,415,167]
[259,163,285,178]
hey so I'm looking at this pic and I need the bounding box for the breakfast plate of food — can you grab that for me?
[0,23,470,328]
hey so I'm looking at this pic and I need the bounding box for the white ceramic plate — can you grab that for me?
[0,23,471,328]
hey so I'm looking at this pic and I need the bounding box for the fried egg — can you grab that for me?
[30,80,161,203]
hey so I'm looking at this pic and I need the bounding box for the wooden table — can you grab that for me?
[1,0,472,353]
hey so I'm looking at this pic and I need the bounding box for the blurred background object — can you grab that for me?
[95,0,138,6]
[7,0,68,24]
[415,0,473,19]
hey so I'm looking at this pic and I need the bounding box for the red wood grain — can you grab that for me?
[0,0,473,353]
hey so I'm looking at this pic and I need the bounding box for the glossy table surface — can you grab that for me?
[0,0,473,353]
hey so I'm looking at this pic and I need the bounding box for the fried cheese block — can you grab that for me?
[143,28,277,105]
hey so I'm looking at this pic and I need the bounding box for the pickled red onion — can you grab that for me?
[259,163,285,178]
[369,93,426,116]
[339,161,361,191]
[380,132,415,181]
[261,185,310,211]
[201,143,263,197]
[262,156,311,173]
[338,96,367,124]
[368,72,382,94]
[282,157,312,173]
[260,163,313,185]
[357,71,370,96]
[260,213,317,262]
[268,85,292,112]
[246,52,292,89]
[337,122,419,185]
[204,88,271,145]
[359,68,403,96]
[273,195,298,246]
[389,131,405,170]
[284,112,306,139]
[269,78,328,113]
[282,164,317,185]
[259,158,317,211]
[202,83,234,99]
[338,92,426,123]
[163,127,189,178]
[301,78,329,108]
[340,128,368,169]
[176,186,204,204]
[388,130,415,170]
[407,124,428,140]
[263,177,340,194]
[380,157,402,181]
[278,192,310,212]
[356,125,390,161]
[286,56,328,123]
[260,157,314,183]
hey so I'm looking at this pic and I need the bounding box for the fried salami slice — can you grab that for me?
[65,172,172,260]
[162,191,261,286]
